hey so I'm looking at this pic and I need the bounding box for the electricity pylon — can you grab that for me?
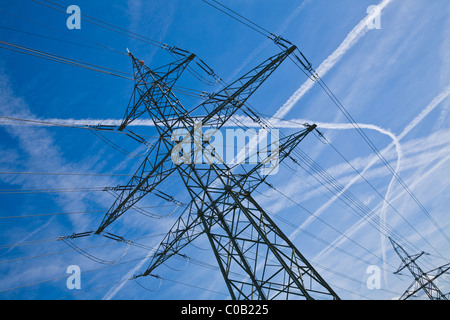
[65,45,340,300]
[390,237,449,300]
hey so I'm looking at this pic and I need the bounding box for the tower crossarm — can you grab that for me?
[140,127,316,277]
[119,51,195,131]
[139,126,340,300]
[97,46,297,234]
[95,138,177,234]
[190,46,296,131]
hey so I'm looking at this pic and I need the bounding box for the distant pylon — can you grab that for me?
[390,237,449,300]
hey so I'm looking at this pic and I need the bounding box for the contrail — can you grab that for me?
[284,122,401,234]
[16,0,394,155]
[378,84,450,279]
[0,0,394,300]
[313,148,450,263]
[226,0,311,81]
[311,85,450,268]
[102,246,155,300]
[232,0,394,177]
[0,216,56,257]
[273,0,394,120]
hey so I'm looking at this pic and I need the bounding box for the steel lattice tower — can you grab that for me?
[390,238,449,300]
[62,46,340,300]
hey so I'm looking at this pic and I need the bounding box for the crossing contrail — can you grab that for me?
[311,84,450,270]
[0,0,397,300]
[273,0,393,120]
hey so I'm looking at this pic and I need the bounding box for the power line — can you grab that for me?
[0,41,207,99]
[0,228,399,300]
[0,171,134,177]
[301,152,442,256]
[0,254,149,294]
[154,29,405,278]
[319,132,443,254]
[201,0,449,246]
[313,77,450,244]
[235,105,436,259]
[0,237,58,250]
[0,39,135,79]
[201,0,271,39]
[313,262,401,297]
[0,242,116,265]
[0,24,124,56]
[0,186,108,195]
[4,0,443,299]
[0,233,167,256]
[0,204,178,220]
[20,0,430,242]
[31,0,166,48]
[31,0,222,86]
[264,186,397,270]
[59,272,229,300]
[0,237,229,298]
[0,232,168,264]
[280,159,429,260]
[269,155,442,267]
[0,115,163,156]
[0,8,127,56]
[0,186,403,299]
[177,220,401,299]
[249,111,444,257]
[238,106,428,256]
[86,38,341,299]
[289,147,441,258]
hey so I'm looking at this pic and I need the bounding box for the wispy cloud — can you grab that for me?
[273,0,393,120]
[126,0,176,64]
[0,72,137,295]
[437,1,450,129]
[226,0,312,81]
[101,245,155,300]
[3,0,448,300]
[302,86,450,280]
[313,133,450,261]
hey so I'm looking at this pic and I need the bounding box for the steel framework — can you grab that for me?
[390,237,449,300]
[63,45,340,300]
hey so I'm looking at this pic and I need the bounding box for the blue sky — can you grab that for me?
[0,0,449,300]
